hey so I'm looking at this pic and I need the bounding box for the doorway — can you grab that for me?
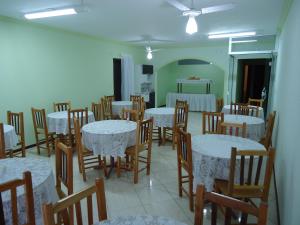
[113,58,122,101]
[236,58,271,113]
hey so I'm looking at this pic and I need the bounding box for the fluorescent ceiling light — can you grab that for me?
[208,32,256,39]
[24,8,77,20]
[231,40,257,43]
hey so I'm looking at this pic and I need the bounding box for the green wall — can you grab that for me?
[267,0,300,224]
[0,16,145,146]
[156,61,224,106]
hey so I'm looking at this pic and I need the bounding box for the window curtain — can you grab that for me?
[121,54,135,100]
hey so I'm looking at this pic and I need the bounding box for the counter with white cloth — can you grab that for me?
[166,92,216,112]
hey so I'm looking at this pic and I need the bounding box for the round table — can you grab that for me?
[222,104,264,119]
[191,134,266,192]
[144,107,175,127]
[112,101,132,117]
[82,120,136,157]
[3,124,18,150]
[47,111,95,134]
[0,158,58,225]
[94,215,187,225]
[222,114,265,141]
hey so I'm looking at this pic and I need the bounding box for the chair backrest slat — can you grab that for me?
[174,102,188,131]
[68,108,88,135]
[101,98,113,120]
[53,101,71,112]
[219,122,247,138]
[202,112,224,134]
[91,102,102,121]
[176,129,192,171]
[248,98,264,107]
[121,109,138,122]
[0,123,5,159]
[0,171,36,225]
[31,108,49,134]
[261,111,276,148]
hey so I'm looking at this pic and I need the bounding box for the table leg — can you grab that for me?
[105,156,115,178]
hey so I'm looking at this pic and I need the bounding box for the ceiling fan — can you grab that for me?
[166,0,235,35]
[145,46,160,60]
[127,34,175,44]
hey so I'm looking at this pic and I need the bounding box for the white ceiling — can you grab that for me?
[0,0,285,46]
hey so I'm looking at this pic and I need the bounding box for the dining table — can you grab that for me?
[93,215,188,225]
[112,101,132,117]
[0,158,58,225]
[220,114,265,141]
[144,107,175,128]
[2,124,18,150]
[47,110,95,134]
[191,134,266,192]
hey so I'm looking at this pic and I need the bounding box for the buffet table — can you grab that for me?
[176,78,213,94]
[166,92,216,112]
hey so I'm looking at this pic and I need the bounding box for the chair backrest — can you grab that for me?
[53,101,71,112]
[73,118,85,164]
[91,102,102,121]
[175,99,188,107]
[228,147,275,202]
[176,129,193,172]
[0,123,5,159]
[68,108,88,134]
[194,185,268,225]
[101,97,113,120]
[230,102,247,114]
[104,95,115,102]
[202,112,224,134]
[7,111,25,139]
[135,118,153,151]
[55,139,73,199]
[42,178,107,225]
[31,107,49,134]
[240,105,259,117]
[174,103,189,131]
[218,122,247,138]
[0,171,36,225]
[130,95,144,102]
[261,111,276,149]
[248,98,264,107]
[216,98,224,112]
[121,109,138,122]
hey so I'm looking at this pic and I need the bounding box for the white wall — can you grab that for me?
[269,0,300,224]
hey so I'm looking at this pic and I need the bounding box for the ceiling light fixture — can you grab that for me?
[24,8,77,20]
[183,11,200,35]
[208,32,256,39]
[231,39,257,43]
[147,51,153,60]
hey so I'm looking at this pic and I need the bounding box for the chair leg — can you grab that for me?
[224,208,232,225]
[116,157,121,177]
[133,154,139,184]
[158,127,162,146]
[102,156,108,177]
[177,165,183,197]
[21,141,26,157]
[211,202,217,225]
[35,134,40,155]
[189,174,194,211]
[146,149,151,175]
[45,138,51,157]
[172,130,176,150]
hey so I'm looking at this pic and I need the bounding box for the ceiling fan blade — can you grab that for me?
[151,49,161,52]
[201,3,235,14]
[166,0,190,11]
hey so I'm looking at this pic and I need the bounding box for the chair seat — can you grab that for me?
[83,148,94,156]
[125,145,146,155]
[214,179,264,199]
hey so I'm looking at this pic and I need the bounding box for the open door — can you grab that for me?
[113,58,122,101]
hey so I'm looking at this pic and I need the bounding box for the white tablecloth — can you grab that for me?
[47,111,95,134]
[222,114,265,141]
[222,105,264,119]
[82,120,136,157]
[3,125,18,150]
[94,215,187,225]
[166,93,216,112]
[0,158,58,225]
[112,101,132,117]
[144,108,175,127]
[191,134,265,192]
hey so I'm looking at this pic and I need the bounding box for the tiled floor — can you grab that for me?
[26,112,277,225]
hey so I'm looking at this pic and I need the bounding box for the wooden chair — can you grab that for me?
[202,112,224,134]
[260,111,276,149]
[0,171,36,225]
[67,108,88,146]
[74,118,104,181]
[91,102,102,121]
[176,129,194,211]
[31,108,55,157]
[7,111,26,157]
[101,97,114,120]
[218,122,247,138]
[0,123,5,159]
[175,99,188,107]
[55,139,73,198]
[163,103,189,149]
[195,185,268,225]
[214,147,275,224]
[125,118,153,184]
[42,178,107,225]
[53,101,71,112]
[230,102,247,115]
[240,105,260,117]
[130,95,143,102]
[248,98,264,107]
[216,98,224,112]
[121,108,138,122]
[131,97,145,121]
[104,95,115,101]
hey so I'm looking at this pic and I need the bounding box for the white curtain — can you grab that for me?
[121,54,135,100]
